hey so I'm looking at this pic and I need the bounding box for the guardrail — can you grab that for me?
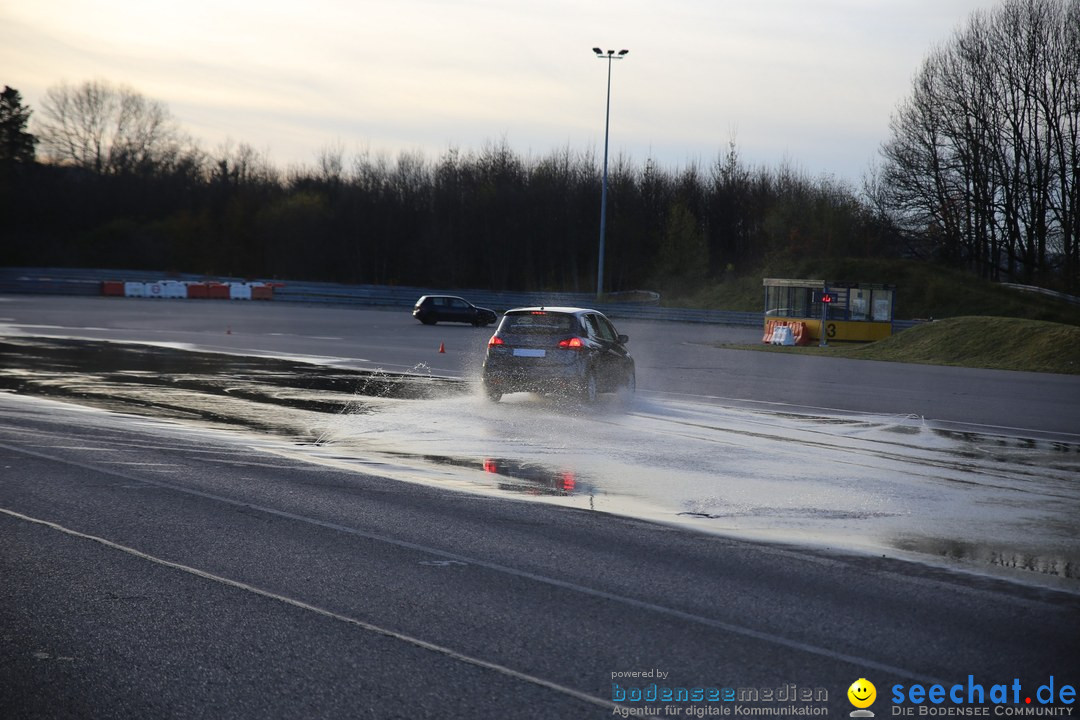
[0,266,928,330]
[269,282,762,324]
[999,282,1080,306]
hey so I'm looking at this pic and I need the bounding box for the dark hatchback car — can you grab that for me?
[413,295,497,326]
[481,307,635,403]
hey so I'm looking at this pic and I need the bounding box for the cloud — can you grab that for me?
[2,0,996,180]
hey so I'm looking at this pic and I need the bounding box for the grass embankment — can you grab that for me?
[742,317,1080,375]
[665,257,1080,326]
[668,257,1079,373]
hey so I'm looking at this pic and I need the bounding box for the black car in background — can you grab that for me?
[413,295,497,326]
[481,307,635,403]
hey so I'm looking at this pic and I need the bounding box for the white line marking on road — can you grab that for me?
[1,440,947,685]
[0,505,617,711]
[639,390,1080,441]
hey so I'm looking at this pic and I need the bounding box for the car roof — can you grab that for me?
[504,306,600,316]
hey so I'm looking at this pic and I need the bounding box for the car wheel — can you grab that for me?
[617,371,636,407]
[419,315,436,325]
[484,384,502,402]
[580,370,598,404]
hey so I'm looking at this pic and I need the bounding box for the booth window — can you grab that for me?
[871,288,893,322]
[793,287,810,318]
[850,289,869,321]
[765,285,815,318]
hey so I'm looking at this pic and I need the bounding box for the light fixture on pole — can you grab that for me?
[593,47,628,299]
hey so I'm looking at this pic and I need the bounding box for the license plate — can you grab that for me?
[513,348,546,358]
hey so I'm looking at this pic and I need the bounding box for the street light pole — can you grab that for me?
[593,47,628,299]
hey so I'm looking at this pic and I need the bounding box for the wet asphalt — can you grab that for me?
[3,294,1079,438]
[2,395,1078,719]
[1,295,1079,718]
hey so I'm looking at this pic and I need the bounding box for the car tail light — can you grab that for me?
[488,335,505,347]
[558,337,584,349]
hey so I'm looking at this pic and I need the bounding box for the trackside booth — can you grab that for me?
[762,278,896,343]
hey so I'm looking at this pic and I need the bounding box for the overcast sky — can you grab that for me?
[2,0,997,183]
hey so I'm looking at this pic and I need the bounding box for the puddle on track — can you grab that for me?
[0,336,461,440]
[3,336,1078,587]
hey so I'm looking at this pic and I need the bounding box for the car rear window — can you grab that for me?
[501,312,577,335]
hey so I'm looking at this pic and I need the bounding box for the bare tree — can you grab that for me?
[36,79,186,175]
[315,140,346,187]
[879,0,1080,290]
[212,140,279,187]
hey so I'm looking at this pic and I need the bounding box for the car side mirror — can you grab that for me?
[618,334,629,344]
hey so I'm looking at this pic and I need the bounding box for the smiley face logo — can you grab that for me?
[848,678,877,709]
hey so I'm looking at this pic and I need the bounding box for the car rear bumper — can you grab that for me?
[482,357,586,394]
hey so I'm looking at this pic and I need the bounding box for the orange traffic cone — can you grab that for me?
[438,342,446,353]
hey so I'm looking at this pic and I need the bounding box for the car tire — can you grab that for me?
[580,370,598,404]
[484,384,502,402]
[617,371,636,408]
[419,315,436,325]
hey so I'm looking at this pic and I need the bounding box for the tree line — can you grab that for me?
[1,81,892,292]
[2,0,1077,294]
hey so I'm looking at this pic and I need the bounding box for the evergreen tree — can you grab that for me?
[0,86,37,165]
